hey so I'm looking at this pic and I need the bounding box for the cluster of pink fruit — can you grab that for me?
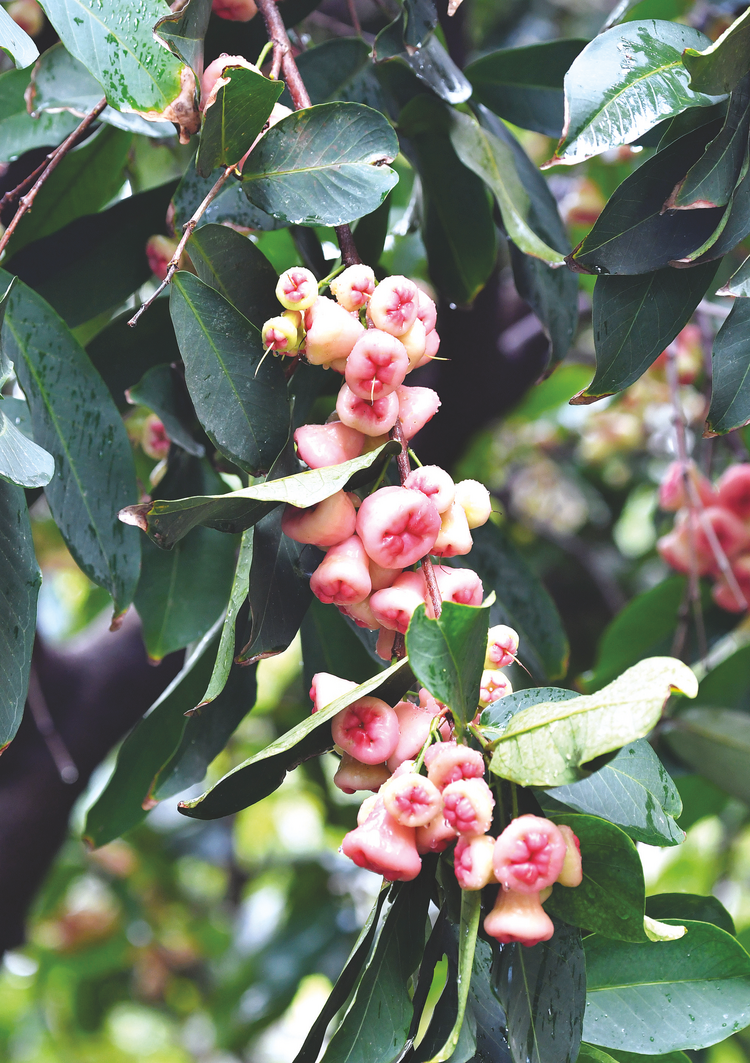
[657,461,750,612]
[270,265,495,660]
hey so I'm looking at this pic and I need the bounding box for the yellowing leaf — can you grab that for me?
[644,916,687,942]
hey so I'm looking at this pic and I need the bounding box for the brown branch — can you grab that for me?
[346,0,363,36]
[26,666,78,785]
[0,97,107,259]
[128,165,234,327]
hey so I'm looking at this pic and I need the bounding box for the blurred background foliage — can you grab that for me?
[6,0,750,1059]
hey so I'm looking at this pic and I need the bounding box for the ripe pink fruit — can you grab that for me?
[370,570,428,633]
[310,535,372,605]
[330,264,376,311]
[694,506,749,567]
[376,627,396,661]
[416,812,458,854]
[442,778,495,835]
[454,834,497,890]
[336,384,400,436]
[309,672,357,714]
[493,815,567,894]
[212,0,258,21]
[369,560,402,591]
[6,0,44,36]
[396,386,441,440]
[334,753,390,794]
[425,742,485,790]
[479,669,513,708]
[716,464,750,521]
[400,319,427,371]
[262,314,300,354]
[484,887,555,947]
[332,696,400,764]
[418,328,441,368]
[368,276,419,336]
[305,297,365,365]
[345,331,409,401]
[433,566,484,607]
[342,797,422,881]
[485,625,520,669]
[556,825,583,887]
[142,415,170,461]
[433,502,473,558]
[387,700,439,771]
[146,235,179,282]
[294,422,364,469]
[711,554,750,613]
[416,288,437,333]
[659,460,716,512]
[656,520,714,577]
[454,480,492,529]
[338,597,380,630]
[404,465,455,514]
[276,267,318,311]
[356,486,441,568]
[281,490,357,548]
[382,772,443,827]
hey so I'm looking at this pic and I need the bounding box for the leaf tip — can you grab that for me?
[119,503,150,531]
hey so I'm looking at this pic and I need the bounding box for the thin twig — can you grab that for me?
[27,667,79,785]
[128,165,234,326]
[0,97,107,259]
[346,0,363,36]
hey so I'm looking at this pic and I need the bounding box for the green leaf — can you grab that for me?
[576,262,720,401]
[301,598,382,694]
[154,0,210,72]
[425,890,481,1063]
[570,122,725,275]
[448,110,566,265]
[286,37,384,109]
[4,275,140,614]
[646,893,735,935]
[482,686,576,741]
[198,527,253,707]
[466,937,510,1062]
[693,642,750,710]
[322,876,432,1063]
[544,814,647,942]
[196,65,282,177]
[83,623,221,847]
[706,298,750,434]
[542,739,685,848]
[121,440,400,548]
[454,521,569,682]
[0,67,79,163]
[578,1045,689,1063]
[548,21,724,166]
[88,298,180,411]
[0,404,54,488]
[187,222,279,329]
[0,480,41,748]
[178,657,414,820]
[489,657,698,787]
[0,279,12,389]
[126,364,204,458]
[405,600,490,735]
[173,164,285,234]
[170,271,290,475]
[398,94,497,306]
[683,7,750,96]
[584,921,750,1051]
[718,250,750,296]
[0,3,38,68]
[665,707,750,804]
[466,40,588,139]
[242,103,399,226]
[37,0,187,114]
[496,918,586,1063]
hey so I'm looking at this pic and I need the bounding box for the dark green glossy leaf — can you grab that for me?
[570,123,724,274]
[322,876,432,1063]
[170,271,289,475]
[693,642,750,710]
[0,67,78,162]
[706,298,750,434]
[549,21,723,166]
[578,1046,688,1063]
[301,598,381,697]
[187,222,279,328]
[88,298,180,411]
[482,687,575,742]
[583,921,750,1051]
[544,814,647,941]
[0,404,54,488]
[489,658,698,787]
[454,521,569,682]
[352,196,391,269]
[577,262,720,400]
[405,600,490,735]
[121,440,400,548]
[374,0,471,106]
[4,274,140,614]
[154,0,210,72]
[466,937,510,1063]
[449,110,565,264]
[0,279,12,389]
[178,656,414,820]
[242,103,399,226]
[198,527,253,707]
[646,893,735,935]
[542,740,684,847]
[0,480,41,748]
[684,8,750,96]
[466,40,588,139]
[38,0,186,113]
[427,890,481,1063]
[665,707,750,804]
[719,251,750,295]
[196,65,282,176]
[0,3,38,68]
[673,75,750,209]
[283,37,384,110]
[496,918,585,1063]
[127,364,204,457]
[173,165,285,234]
[399,94,497,305]
[83,623,221,847]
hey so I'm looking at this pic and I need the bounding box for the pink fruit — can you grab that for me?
[433,502,473,558]
[404,466,455,514]
[334,753,390,794]
[433,566,484,607]
[309,672,357,714]
[416,811,458,854]
[330,264,376,312]
[416,288,437,333]
[310,535,372,605]
[6,0,44,36]
[294,422,364,469]
[711,554,750,613]
[396,385,441,439]
[716,464,750,521]
[479,669,513,708]
[400,319,427,371]
[200,54,258,106]
[370,570,428,634]
[368,276,419,336]
[356,486,441,568]
[342,797,422,881]
[305,297,365,365]
[659,460,716,512]
[369,560,402,591]
[276,267,318,311]
[493,815,567,894]
[442,778,495,835]
[281,490,357,548]
[694,506,749,567]
[485,625,520,669]
[338,597,380,630]
[387,700,439,771]
[262,315,299,354]
[381,772,443,827]
[345,331,409,401]
[425,742,485,790]
[454,834,497,890]
[376,628,396,661]
[656,520,713,577]
[484,887,555,947]
[418,328,441,368]
[146,235,179,282]
[556,825,583,887]
[454,480,492,529]
[212,0,258,20]
[142,415,171,461]
[336,384,400,436]
[332,696,400,764]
